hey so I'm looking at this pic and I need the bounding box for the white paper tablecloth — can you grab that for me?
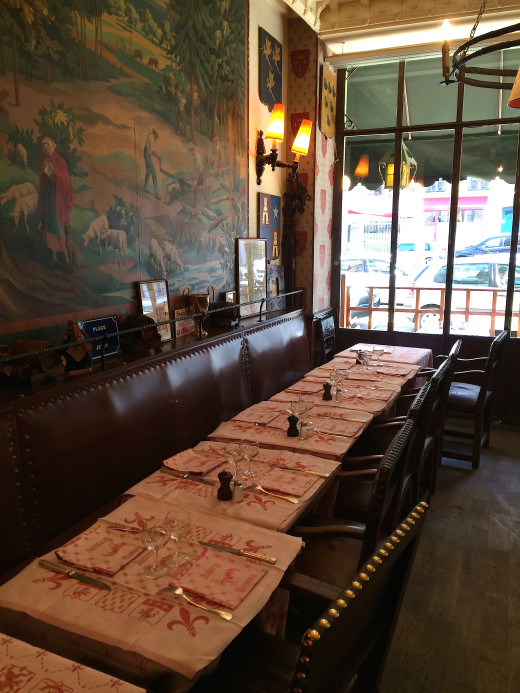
[0,632,145,691]
[0,496,303,683]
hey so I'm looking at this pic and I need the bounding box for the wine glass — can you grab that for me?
[140,522,170,578]
[224,441,244,480]
[241,438,259,478]
[373,345,384,366]
[340,367,350,396]
[328,368,342,397]
[164,509,192,569]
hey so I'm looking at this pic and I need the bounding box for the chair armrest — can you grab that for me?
[455,356,488,367]
[433,354,449,366]
[281,571,341,604]
[342,454,383,470]
[452,369,486,386]
[337,469,378,477]
[290,521,365,539]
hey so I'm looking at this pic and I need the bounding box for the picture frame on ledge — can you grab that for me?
[236,238,267,318]
[138,280,172,341]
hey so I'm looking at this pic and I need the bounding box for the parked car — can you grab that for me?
[342,254,413,307]
[410,253,519,331]
[455,234,511,257]
[397,241,445,271]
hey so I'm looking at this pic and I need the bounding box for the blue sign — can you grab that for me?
[259,28,282,109]
[78,315,120,362]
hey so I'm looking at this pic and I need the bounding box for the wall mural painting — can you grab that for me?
[0,0,247,347]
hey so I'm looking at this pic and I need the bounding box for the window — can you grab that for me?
[336,52,520,337]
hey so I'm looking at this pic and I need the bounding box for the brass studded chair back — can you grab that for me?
[288,500,429,693]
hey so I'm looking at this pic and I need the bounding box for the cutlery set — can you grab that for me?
[38,559,112,591]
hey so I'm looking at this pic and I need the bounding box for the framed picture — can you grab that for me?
[236,238,268,318]
[138,280,172,341]
[225,291,236,303]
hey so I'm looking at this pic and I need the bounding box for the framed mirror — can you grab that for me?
[236,238,268,317]
[138,280,172,341]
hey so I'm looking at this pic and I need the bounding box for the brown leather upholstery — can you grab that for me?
[0,311,309,580]
[243,313,310,402]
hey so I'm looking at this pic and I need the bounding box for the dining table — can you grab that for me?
[125,439,340,533]
[334,343,433,368]
[0,494,303,690]
[0,340,426,692]
[0,632,146,691]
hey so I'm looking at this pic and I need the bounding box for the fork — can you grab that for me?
[312,427,350,439]
[251,484,300,504]
[163,586,233,620]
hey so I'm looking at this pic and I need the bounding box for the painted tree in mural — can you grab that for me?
[0,0,52,106]
[167,0,213,143]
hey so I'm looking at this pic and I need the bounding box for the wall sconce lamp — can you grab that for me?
[379,141,417,189]
[256,103,312,184]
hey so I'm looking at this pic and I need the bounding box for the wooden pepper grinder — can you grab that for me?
[217,470,233,500]
[287,414,299,437]
[322,382,333,400]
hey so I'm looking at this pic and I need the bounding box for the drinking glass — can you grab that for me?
[140,522,170,578]
[224,441,244,480]
[241,438,259,478]
[164,509,192,569]
[328,368,341,397]
[373,345,384,366]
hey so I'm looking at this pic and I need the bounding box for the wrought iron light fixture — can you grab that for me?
[440,1,520,108]
[256,104,312,184]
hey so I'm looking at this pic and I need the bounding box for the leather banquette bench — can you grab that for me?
[0,310,310,581]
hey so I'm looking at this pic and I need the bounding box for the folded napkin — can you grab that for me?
[55,525,144,576]
[163,448,223,475]
[257,467,316,496]
[173,546,267,609]
[233,406,282,426]
[312,418,364,437]
[375,366,412,377]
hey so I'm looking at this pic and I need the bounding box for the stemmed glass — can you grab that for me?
[241,438,259,478]
[373,345,385,366]
[328,368,342,398]
[164,509,192,569]
[291,397,311,425]
[340,367,350,396]
[224,441,244,480]
[140,522,170,578]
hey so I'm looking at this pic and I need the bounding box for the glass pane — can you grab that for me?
[345,62,399,130]
[451,124,518,336]
[462,52,506,121]
[395,131,455,334]
[405,56,456,125]
[340,135,394,330]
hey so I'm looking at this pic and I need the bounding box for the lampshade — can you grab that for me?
[291,119,312,160]
[354,153,369,178]
[265,103,285,145]
[509,67,520,108]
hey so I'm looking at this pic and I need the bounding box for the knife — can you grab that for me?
[198,541,277,564]
[274,465,329,478]
[39,559,112,590]
[106,523,141,533]
[161,468,215,485]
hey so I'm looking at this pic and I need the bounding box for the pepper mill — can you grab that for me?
[217,470,233,500]
[322,382,333,400]
[287,414,299,437]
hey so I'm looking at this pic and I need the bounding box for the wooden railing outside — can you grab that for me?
[340,274,519,336]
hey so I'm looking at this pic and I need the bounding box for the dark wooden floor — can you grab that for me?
[380,424,520,693]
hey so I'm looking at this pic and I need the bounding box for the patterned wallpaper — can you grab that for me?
[287,19,335,315]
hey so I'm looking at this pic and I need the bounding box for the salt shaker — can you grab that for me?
[335,387,343,402]
[299,421,308,439]
[232,478,244,503]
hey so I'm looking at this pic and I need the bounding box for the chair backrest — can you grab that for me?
[314,309,336,364]
[431,338,461,434]
[289,500,429,693]
[361,418,415,565]
[484,329,507,386]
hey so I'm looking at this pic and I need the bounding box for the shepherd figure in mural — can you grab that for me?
[37,136,74,267]
[143,129,161,200]
[189,142,208,207]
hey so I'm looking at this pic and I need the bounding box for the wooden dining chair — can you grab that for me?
[441,330,507,469]
[189,500,429,693]
[282,418,416,598]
